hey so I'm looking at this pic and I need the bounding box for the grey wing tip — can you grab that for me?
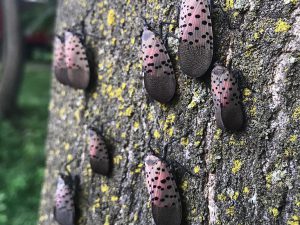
[90,158,110,175]
[152,204,182,225]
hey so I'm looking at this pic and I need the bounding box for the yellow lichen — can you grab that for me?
[104,215,110,225]
[243,187,250,194]
[287,216,300,225]
[133,121,140,130]
[225,0,234,10]
[217,193,227,201]
[111,37,117,46]
[292,106,300,120]
[92,198,100,213]
[107,9,116,26]
[113,155,123,165]
[67,154,73,162]
[249,106,257,116]
[193,166,200,174]
[134,163,143,173]
[232,191,239,200]
[266,172,272,189]
[214,129,222,140]
[147,112,154,121]
[180,180,188,191]
[289,135,298,142]
[131,37,135,45]
[101,184,109,193]
[123,106,134,117]
[232,160,242,175]
[233,11,239,17]
[284,147,294,157]
[226,206,235,216]
[121,132,126,139]
[59,107,66,119]
[181,137,189,146]
[166,113,176,124]
[275,19,291,33]
[243,88,252,96]
[64,143,70,150]
[74,109,81,123]
[154,130,161,139]
[287,220,299,225]
[166,127,174,136]
[269,207,279,217]
[188,100,197,109]
[194,141,201,147]
[254,32,260,39]
[196,129,203,136]
[111,196,118,202]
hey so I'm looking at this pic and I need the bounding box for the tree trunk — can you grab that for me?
[39,0,300,224]
[0,0,23,117]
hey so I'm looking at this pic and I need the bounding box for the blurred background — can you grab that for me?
[0,0,56,224]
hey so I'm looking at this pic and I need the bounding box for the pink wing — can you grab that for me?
[145,155,180,208]
[53,36,69,85]
[179,0,213,50]
[54,175,75,225]
[141,27,176,103]
[88,129,109,175]
[211,65,243,131]
[64,31,90,89]
[141,28,174,78]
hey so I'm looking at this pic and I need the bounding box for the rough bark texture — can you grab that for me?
[39,0,300,224]
[0,0,23,117]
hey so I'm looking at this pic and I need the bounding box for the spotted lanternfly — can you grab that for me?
[88,128,110,175]
[54,173,76,225]
[211,64,244,131]
[64,31,90,89]
[144,154,181,225]
[141,25,176,103]
[53,36,69,85]
[179,0,213,78]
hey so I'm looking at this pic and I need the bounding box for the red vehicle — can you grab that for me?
[0,0,55,58]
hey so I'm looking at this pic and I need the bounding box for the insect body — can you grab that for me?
[179,0,213,78]
[88,128,110,175]
[53,36,69,85]
[64,31,90,89]
[54,174,76,225]
[141,26,176,103]
[53,31,90,89]
[211,64,243,131]
[144,154,181,225]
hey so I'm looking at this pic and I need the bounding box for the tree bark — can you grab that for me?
[0,0,23,118]
[39,0,300,225]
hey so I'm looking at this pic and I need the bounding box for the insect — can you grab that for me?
[211,64,244,131]
[88,127,110,175]
[53,31,90,89]
[53,36,69,85]
[144,153,182,225]
[64,31,90,89]
[54,173,77,225]
[141,23,176,103]
[178,0,213,78]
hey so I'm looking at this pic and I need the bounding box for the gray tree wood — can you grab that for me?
[0,0,23,117]
[39,0,300,224]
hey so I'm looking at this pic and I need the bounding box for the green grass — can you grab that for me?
[0,62,51,225]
